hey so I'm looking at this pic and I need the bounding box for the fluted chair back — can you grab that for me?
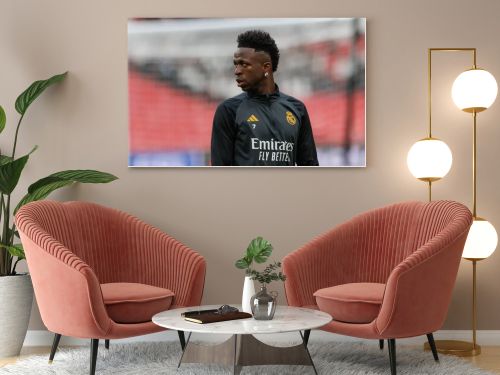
[283,200,472,313]
[16,200,206,336]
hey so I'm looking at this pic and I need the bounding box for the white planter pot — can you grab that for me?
[0,274,33,358]
[241,276,255,313]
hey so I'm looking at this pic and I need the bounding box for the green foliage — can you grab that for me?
[0,153,30,194]
[15,72,67,115]
[235,237,286,285]
[0,106,5,134]
[0,72,117,276]
[0,147,37,195]
[0,244,24,259]
[15,170,117,214]
[248,261,287,285]
[235,236,273,273]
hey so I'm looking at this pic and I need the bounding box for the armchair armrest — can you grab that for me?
[125,218,206,307]
[376,227,471,338]
[283,219,360,307]
[17,230,111,339]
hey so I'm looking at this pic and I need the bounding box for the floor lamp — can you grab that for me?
[406,49,453,198]
[407,48,498,356]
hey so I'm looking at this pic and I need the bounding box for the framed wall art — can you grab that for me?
[128,18,366,167]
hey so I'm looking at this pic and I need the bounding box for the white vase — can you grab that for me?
[241,276,255,313]
[0,274,34,358]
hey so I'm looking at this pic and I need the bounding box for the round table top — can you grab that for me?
[152,305,332,335]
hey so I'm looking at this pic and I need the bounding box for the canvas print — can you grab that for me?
[128,18,366,167]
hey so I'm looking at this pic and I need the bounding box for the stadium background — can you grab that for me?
[128,18,365,166]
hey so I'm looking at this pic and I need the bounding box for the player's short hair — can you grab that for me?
[237,30,280,72]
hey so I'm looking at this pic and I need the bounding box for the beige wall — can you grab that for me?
[1,0,500,331]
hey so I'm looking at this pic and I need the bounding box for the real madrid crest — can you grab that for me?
[285,111,297,125]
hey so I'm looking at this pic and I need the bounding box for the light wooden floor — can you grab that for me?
[464,346,500,373]
[1,345,500,372]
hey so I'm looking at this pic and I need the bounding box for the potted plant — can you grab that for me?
[248,261,286,320]
[247,260,287,285]
[235,237,273,312]
[235,236,286,318]
[0,72,117,358]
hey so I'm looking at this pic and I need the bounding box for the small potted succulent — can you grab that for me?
[235,237,286,320]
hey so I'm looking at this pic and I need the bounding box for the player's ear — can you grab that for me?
[263,61,272,73]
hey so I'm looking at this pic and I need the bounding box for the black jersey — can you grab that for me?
[210,87,319,166]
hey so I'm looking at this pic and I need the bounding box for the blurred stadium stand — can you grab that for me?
[128,18,365,166]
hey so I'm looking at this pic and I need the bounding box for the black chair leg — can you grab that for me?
[426,333,439,361]
[177,330,186,350]
[303,329,311,347]
[388,339,396,375]
[379,339,384,350]
[105,339,110,350]
[48,333,62,363]
[90,339,99,375]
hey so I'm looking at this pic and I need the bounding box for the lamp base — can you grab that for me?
[423,340,481,357]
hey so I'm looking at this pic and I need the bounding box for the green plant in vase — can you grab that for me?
[235,237,286,319]
[235,236,273,312]
[248,261,286,285]
[249,261,287,319]
[235,236,274,275]
[0,72,117,276]
[0,72,117,357]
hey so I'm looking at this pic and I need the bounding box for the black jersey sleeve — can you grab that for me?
[297,105,319,166]
[211,102,237,166]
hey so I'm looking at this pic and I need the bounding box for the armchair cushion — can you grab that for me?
[102,283,174,324]
[314,283,385,324]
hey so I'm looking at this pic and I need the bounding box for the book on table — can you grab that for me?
[182,309,252,324]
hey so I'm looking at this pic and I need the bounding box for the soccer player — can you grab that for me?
[210,30,319,166]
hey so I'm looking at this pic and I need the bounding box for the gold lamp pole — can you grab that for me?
[420,48,498,357]
[452,50,498,355]
[407,49,453,200]
[461,105,482,357]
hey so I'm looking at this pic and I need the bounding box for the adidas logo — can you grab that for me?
[247,114,259,122]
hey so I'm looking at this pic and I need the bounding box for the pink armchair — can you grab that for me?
[15,200,206,375]
[283,200,472,375]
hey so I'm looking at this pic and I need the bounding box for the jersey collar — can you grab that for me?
[246,84,281,101]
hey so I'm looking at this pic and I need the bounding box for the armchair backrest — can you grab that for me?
[341,201,422,284]
[283,200,472,308]
[16,200,207,303]
[345,200,468,284]
[16,200,207,335]
[408,200,466,252]
[17,200,136,283]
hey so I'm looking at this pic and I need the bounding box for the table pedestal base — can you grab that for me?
[178,332,317,374]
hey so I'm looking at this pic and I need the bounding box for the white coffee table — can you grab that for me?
[153,305,331,374]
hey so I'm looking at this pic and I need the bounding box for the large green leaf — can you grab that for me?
[51,169,117,183]
[0,105,5,134]
[0,152,32,194]
[0,155,13,166]
[16,180,73,213]
[14,169,118,214]
[235,258,250,269]
[28,170,117,193]
[246,237,273,264]
[0,244,25,260]
[15,72,68,115]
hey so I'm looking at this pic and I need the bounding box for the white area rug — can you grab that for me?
[0,341,494,374]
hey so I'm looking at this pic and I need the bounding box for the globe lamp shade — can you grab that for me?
[462,218,498,259]
[452,69,498,113]
[407,138,453,181]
